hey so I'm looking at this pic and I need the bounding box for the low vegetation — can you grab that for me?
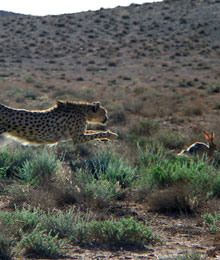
[0,129,220,258]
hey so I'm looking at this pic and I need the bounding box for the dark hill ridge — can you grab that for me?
[0,0,220,90]
[0,10,25,17]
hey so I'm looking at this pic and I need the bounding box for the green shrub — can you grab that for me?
[17,149,61,185]
[0,146,32,179]
[202,212,220,233]
[87,217,154,248]
[24,75,34,84]
[0,146,61,184]
[39,208,91,243]
[211,174,220,196]
[137,141,167,168]
[0,206,39,233]
[39,210,155,247]
[18,228,64,258]
[85,152,136,188]
[76,169,118,204]
[74,152,136,203]
[23,90,37,100]
[137,142,217,195]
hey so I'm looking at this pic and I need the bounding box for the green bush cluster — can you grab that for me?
[0,146,61,185]
[1,130,220,258]
[0,207,154,258]
[72,151,136,203]
[137,142,218,196]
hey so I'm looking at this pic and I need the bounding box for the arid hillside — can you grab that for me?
[0,0,220,123]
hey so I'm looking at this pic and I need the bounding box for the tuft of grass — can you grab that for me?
[17,148,61,185]
[173,251,206,260]
[129,120,160,137]
[0,206,39,233]
[147,185,199,214]
[0,146,32,179]
[125,120,160,145]
[155,130,186,150]
[72,151,136,205]
[202,212,220,233]
[24,75,34,84]
[207,81,220,94]
[39,208,92,243]
[0,146,61,185]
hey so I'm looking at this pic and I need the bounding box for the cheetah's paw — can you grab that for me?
[106,131,118,140]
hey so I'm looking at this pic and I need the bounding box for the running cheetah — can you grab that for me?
[0,101,118,145]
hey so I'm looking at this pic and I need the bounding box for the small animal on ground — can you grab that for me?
[177,131,217,160]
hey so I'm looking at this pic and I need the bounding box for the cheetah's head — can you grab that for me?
[86,102,108,124]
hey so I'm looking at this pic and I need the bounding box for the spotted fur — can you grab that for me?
[0,101,118,145]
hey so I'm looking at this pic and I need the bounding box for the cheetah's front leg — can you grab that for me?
[72,130,118,145]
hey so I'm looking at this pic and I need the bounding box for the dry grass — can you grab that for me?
[147,185,200,215]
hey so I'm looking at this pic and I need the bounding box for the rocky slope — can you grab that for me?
[0,0,220,87]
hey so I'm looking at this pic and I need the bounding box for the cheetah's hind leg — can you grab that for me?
[72,130,118,145]
[85,130,118,142]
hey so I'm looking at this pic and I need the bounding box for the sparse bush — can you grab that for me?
[202,212,220,233]
[23,90,37,100]
[148,185,199,214]
[0,206,39,233]
[74,151,136,204]
[207,82,220,94]
[87,217,154,248]
[7,184,58,210]
[0,146,32,179]
[109,105,126,125]
[39,208,91,242]
[126,120,160,145]
[24,75,34,84]
[155,130,186,149]
[183,105,203,116]
[18,228,64,258]
[17,149,61,185]
[173,252,206,260]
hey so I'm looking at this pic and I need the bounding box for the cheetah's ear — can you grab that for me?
[92,102,100,112]
[57,100,65,108]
